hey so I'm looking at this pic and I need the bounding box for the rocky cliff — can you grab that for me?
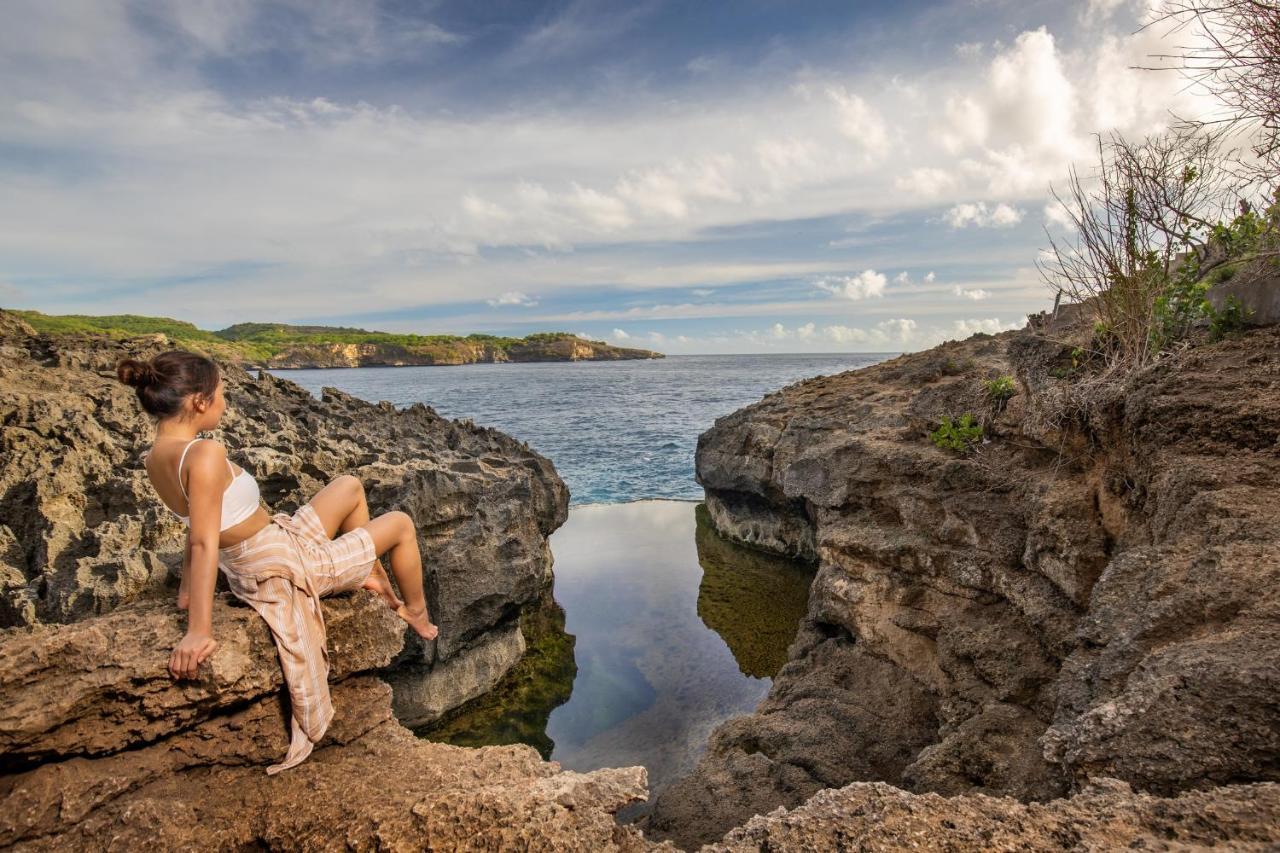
[259,335,664,369]
[645,308,1280,848]
[0,309,661,848]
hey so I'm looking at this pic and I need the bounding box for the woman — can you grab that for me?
[117,349,438,773]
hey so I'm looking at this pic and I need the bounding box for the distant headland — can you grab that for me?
[10,309,665,368]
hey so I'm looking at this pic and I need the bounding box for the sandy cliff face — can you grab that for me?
[646,312,1280,848]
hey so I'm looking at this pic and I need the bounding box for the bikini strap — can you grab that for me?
[176,438,202,500]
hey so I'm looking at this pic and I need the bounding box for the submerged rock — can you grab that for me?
[648,317,1280,847]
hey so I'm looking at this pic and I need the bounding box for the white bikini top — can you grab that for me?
[150,438,262,531]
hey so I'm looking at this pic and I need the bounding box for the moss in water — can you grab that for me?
[694,502,815,678]
[414,588,577,758]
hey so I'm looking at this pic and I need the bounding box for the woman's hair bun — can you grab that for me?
[116,358,158,388]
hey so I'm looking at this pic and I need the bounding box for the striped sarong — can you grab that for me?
[217,502,377,773]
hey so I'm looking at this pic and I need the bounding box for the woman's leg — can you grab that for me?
[365,510,438,641]
[307,476,401,611]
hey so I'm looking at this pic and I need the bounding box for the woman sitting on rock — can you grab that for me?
[117,349,438,773]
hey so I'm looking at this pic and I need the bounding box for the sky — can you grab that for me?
[0,0,1220,353]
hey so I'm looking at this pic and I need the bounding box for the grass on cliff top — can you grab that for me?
[12,309,611,362]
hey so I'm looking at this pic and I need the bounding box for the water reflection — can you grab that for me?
[694,503,815,678]
[415,500,814,811]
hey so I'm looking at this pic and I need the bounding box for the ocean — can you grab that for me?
[267,352,890,504]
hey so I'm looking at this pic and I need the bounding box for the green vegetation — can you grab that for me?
[11,309,621,364]
[984,375,1017,406]
[930,414,984,453]
[1209,295,1253,341]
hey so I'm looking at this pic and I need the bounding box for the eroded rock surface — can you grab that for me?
[648,316,1280,847]
[0,307,567,667]
[0,310,664,850]
[2,677,654,851]
[705,779,1280,852]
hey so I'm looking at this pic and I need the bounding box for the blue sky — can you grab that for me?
[0,0,1213,353]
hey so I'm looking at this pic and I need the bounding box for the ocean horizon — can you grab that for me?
[269,352,894,505]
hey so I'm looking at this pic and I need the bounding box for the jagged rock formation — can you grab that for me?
[0,308,568,673]
[0,594,402,766]
[646,313,1280,848]
[706,779,1280,852]
[0,309,663,849]
[2,674,654,850]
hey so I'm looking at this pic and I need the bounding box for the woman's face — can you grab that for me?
[192,377,227,428]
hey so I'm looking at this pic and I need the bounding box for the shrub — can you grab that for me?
[930,414,984,453]
[984,376,1016,403]
[1208,295,1253,340]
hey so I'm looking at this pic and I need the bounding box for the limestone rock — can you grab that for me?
[387,620,527,727]
[650,318,1280,846]
[0,308,568,674]
[2,677,655,851]
[0,593,404,763]
[705,780,1280,852]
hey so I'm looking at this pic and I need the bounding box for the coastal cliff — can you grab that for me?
[646,307,1280,848]
[0,309,658,849]
[11,310,664,369]
[258,334,663,369]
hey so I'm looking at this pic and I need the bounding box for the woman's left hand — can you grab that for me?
[169,630,218,679]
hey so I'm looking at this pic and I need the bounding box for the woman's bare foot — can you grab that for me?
[396,602,439,641]
[361,561,404,611]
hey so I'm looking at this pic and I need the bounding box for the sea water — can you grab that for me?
[270,353,888,505]
[269,353,887,811]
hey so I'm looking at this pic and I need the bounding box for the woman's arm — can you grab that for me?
[169,441,223,679]
[177,536,192,610]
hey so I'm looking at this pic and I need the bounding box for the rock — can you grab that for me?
[0,307,568,691]
[387,620,527,727]
[249,335,664,369]
[1206,261,1280,326]
[649,319,1280,845]
[2,677,656,851]
[704,780,1280,852]
[0,593,404,764]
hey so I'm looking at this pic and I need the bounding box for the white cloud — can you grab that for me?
[953,285,991,300]
[0,5,1234,327]
[486,290,538,307]
[943,201,1024,228]
[822,317,917,346]
[952,316,1025,336]
[1082,0,1131,24]
[691,288,716,296]
[611,328,631,339]
[895,167,956,197]
[1044,199,1076,228]
[894,271,911,284]
[815,269,888,301]
[825,85,890,161]
[924,271,936,283]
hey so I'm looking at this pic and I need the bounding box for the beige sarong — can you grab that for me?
[217,503,377,774]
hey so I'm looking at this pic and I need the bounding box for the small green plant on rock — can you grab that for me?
[930,414,984,453]
[984,376,1016,405]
